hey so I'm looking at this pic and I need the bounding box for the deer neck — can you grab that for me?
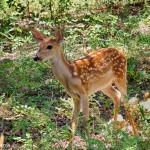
[50,48,72,88]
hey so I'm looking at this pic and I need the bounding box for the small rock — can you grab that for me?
[129,97,138,103]
[140,99,150,112]
[108,114,124,124]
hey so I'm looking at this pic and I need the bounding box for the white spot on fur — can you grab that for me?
[92,54,97,57]
[89,67,93,71]
[80,75,84,78]
[73,72,78,76]
[114,55,120,59]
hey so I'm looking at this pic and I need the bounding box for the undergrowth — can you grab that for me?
[0,0,150,149]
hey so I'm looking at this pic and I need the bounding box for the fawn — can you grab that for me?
[31,29,138,138]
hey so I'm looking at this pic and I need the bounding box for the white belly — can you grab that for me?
[88,70,114,95]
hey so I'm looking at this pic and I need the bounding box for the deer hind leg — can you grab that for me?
[101,85,122,122]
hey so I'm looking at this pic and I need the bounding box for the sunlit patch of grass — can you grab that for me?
[0,1,150,149]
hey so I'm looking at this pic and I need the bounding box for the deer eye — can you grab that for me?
[47,45,52,50]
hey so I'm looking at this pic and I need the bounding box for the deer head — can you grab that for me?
[31,29,63,61]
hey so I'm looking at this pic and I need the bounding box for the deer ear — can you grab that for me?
[55,29,63,44]
[31,29,47,44]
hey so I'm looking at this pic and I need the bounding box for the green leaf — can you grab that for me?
[16,27,22,33]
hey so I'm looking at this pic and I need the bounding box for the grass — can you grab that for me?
[0,1,150,149]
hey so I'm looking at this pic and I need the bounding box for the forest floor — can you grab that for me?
[0,1,150,149]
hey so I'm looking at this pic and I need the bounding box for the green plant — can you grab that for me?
[0,1,149,149]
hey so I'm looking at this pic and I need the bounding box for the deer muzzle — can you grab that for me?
[33,54,42,61]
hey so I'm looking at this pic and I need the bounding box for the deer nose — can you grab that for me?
[33,54,41,61]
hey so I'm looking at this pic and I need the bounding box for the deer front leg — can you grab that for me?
[80,94,89,135]
[72,98,81,135]
[70,98,81,149]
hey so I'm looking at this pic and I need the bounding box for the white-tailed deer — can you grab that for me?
[31,29,138,138]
